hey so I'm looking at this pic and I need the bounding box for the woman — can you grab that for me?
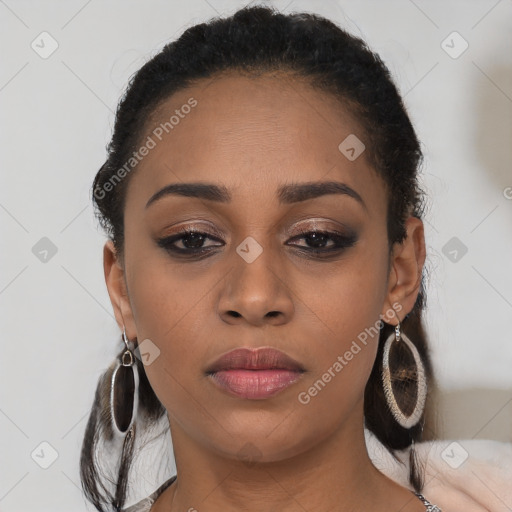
[80,5,509,512]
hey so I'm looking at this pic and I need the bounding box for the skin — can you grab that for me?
[104,72,426,511]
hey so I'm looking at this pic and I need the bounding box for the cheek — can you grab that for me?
[291,233,390,406]
[125,248,224,410]
[299,234,389,345]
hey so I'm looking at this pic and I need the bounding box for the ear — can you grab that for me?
[380,217,426,325]
[103,240,137,340]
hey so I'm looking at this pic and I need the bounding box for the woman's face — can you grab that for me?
[105,72,424,462]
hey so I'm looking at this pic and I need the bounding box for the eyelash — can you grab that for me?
[156,227,357,258]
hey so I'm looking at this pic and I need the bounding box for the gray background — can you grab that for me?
[1,0,511,510]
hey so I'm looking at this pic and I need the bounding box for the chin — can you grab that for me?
[207,417,320,464]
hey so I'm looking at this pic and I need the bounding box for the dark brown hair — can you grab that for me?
[81,5,433,511]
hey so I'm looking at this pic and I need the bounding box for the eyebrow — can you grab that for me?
[145,180,367,210]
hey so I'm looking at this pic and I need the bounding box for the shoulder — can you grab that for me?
[365,429,512,511]
[122,475,177,512]
[414,438,512,510]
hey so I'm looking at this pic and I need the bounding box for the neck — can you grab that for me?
[161,402,412,512]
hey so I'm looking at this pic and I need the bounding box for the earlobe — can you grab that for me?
[103,240,136,337]
[381,217,426,323]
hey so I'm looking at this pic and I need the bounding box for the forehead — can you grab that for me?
[125,72,386,215]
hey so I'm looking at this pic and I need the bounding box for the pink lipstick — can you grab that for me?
[205,347,305,400]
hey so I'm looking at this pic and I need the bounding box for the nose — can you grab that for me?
[217,243,294,327]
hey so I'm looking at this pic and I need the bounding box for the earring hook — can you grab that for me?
[391,306,402,342]
[121,326,134,366]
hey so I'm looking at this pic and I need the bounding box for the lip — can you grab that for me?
[205,347,305,373]
[205,347,305,400]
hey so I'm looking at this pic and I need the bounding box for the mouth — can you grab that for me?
[205,347,305,400]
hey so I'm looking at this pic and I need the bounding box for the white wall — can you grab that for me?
[1,0,511,510]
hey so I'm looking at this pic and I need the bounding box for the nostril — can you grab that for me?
[266,311,280,318]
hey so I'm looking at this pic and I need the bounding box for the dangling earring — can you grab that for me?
[110,327,139,437]
[382,318,427,429]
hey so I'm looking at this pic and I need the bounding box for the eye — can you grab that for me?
[156,227,358,259]
[156,228,224,255]
[286,228,358,255]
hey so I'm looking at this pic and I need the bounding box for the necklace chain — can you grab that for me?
[413,492,442,511]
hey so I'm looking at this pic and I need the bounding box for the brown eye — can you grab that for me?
[286,229,358,255]
[157,229,224,255]
[156,228,358,259]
